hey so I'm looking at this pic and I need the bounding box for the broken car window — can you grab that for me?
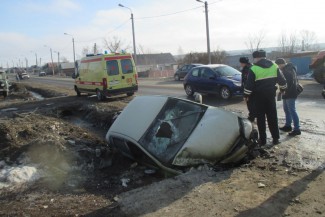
[139,98,207,165]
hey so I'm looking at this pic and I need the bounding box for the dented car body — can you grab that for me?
[106,96,257,174]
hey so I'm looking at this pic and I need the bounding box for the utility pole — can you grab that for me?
[196,0,211,64]
[64,33,77,74]
[50,48,55,76]
[118,4,137,64]
[54,51,60,76]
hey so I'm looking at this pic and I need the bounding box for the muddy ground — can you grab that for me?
[0,80,324,217]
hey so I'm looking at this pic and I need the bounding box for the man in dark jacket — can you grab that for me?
[239,57,256,122]
[244,50,287,145]
[275,58,301,136]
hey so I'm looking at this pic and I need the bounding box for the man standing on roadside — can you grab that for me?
[239,57,255,122]
[275,58,301,136]
[244,50,287,145]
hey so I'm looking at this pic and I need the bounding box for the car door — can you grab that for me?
[197,67,218,93]
[106,59,121,90]
[120,58,136,89]
[179,65,189,78]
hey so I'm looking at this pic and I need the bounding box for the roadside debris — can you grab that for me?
[121,178,130,187]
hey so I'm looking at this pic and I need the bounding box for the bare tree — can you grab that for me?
[138,44,145,54]
[300,30,318,51]
[81,46,90,57]
[60,56,69,63]
[212,49,227,64]
[288,33,298,53]
[277,31,299,55]
[137,44,153,54]
[177,46,184,55]
[278,32,288,54]
[180,49,227,65]
[102,36,131,53]
[245,30,266,52]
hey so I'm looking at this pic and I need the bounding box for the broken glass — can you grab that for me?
[139,98,207,165]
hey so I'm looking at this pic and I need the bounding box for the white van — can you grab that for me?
[74,53,138,100]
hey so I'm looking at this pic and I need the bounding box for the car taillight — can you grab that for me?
[134,73,138,84]
[103,78,107,89]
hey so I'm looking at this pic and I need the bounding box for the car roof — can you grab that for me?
[198,64,227,68]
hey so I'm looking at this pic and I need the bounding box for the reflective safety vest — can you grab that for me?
[250,64,278,81]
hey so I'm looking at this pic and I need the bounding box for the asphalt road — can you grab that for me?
[13,75,325,117]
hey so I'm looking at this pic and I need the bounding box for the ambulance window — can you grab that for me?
[106,60,119,75]
[121,59,133,74]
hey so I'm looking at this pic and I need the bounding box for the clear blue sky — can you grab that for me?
[1,0,324,67]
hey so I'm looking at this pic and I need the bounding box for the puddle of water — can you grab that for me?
[30,91,44,100]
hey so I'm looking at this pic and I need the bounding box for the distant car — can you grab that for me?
[21,72,30,79]
[174,64,203,81]
[183,64,243,100]
[106,96,258,174]
[39,71,46,76]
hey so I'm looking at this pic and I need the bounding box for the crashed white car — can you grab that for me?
[106,96,257,174]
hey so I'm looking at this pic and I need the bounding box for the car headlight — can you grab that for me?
[0,84,4,87]
[234,82,241,87]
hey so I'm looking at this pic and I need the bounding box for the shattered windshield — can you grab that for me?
[139,98,207,165]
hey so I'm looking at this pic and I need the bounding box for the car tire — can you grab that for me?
[96,89,104,101]
[220,86,232,100]
[127,92,134,96]
[3,91,8,98]
[175,74,180,81]
[75,86,81,97]
[185,85,194,96]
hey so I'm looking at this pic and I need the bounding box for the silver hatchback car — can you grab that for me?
[106,96,257,174]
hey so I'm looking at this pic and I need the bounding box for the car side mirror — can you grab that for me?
[209,75,216,80]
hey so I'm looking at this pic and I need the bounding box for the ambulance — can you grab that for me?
[73,52,138,100]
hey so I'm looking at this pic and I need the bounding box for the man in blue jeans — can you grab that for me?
[275,58,301,136]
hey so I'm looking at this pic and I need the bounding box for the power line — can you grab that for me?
[135,1,222,20]
[75,18,130,43]
[136,6,202,20]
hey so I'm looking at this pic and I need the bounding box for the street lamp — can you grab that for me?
[64,33,76,74]
[196,0,211,64]
[118,3,137,64]
[44,45,55,76]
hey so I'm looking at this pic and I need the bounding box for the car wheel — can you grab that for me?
[3,91,8,98]
[220,86,231,100]
[127,92,134,96]
[174,74,180,81]
[185,85,194,96]
[96,89,104,101]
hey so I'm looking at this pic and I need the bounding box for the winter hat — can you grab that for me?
[252,50,266,58]
[239,57,250,64]
[275,58,286,65]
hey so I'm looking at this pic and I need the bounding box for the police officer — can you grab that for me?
[239,57,256,122]
[244,50,287,145]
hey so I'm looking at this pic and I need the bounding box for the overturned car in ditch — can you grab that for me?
[106,96,258,174]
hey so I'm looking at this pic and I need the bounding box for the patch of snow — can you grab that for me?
[0,162,40,189]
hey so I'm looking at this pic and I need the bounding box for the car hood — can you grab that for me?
[106,96,256,173]
[223,73,241,82]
